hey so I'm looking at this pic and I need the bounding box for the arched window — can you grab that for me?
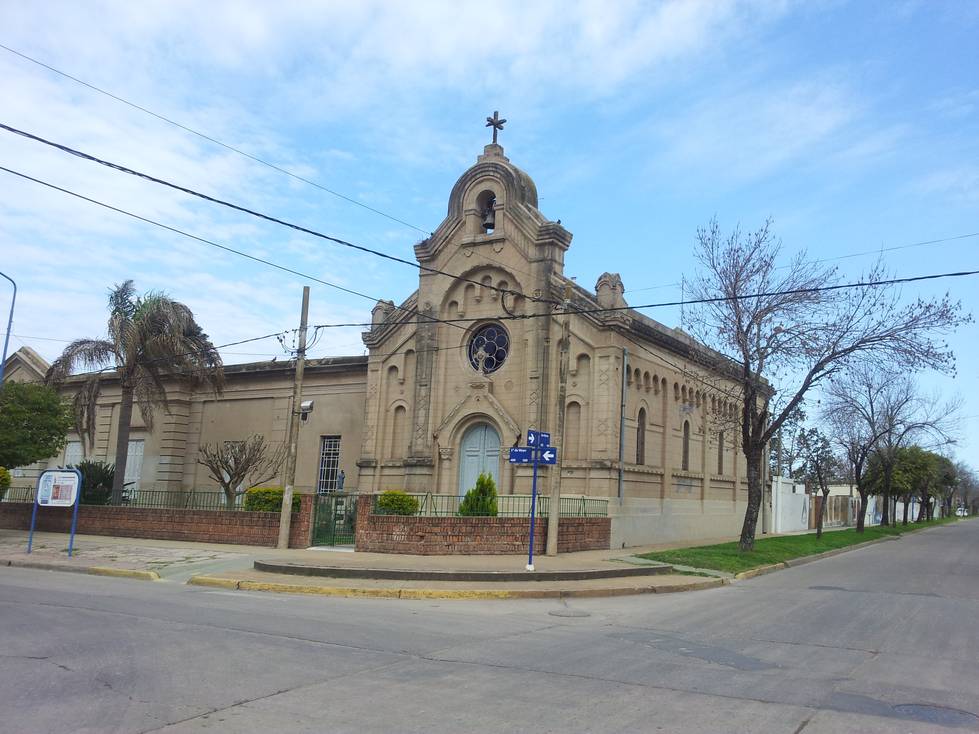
[717,431,724,475]
[566,402,581,460]
[389,405,407,459]
[682,420,691,471]
[636,408,646,465]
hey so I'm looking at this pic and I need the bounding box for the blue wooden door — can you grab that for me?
[459,424,501,497]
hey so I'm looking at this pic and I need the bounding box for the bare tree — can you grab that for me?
[770,406,808,479]
[955,461,979,515]
[686,218,968,550]
[823,366,958,530]
[797,427,841,539]
[197,434,286,509]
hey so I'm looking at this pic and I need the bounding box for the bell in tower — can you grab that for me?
[481,195,496,233]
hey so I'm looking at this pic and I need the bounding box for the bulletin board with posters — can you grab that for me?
[27,469,83,557]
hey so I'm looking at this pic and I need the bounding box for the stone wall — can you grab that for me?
[0,494,314,549]
[354,495,610,555]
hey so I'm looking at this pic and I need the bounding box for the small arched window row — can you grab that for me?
[636,407,647,465]
[681,420,691,471]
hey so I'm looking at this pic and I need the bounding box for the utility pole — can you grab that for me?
[277,286,310,549]
[0,271,16,384]
[546,283,572,556]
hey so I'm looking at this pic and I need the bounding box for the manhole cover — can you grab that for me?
[548,608,591,618]
[893,704,979,726]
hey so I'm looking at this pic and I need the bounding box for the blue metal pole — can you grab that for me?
[67,469,83,557]
[527,449,539,571]
[0,271,16,384]
[27,490,39,554]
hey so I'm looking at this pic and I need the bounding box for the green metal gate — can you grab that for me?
[312,493,357,546]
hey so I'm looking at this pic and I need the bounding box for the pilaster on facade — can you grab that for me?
[156,396,191,491]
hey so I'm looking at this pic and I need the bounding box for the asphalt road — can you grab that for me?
[2,521,977,734]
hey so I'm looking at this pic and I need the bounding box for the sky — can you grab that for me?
[1,0,977,466]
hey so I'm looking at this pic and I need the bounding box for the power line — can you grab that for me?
[4,159,973,338]
[625,231,979,295]
[305,267,979,329]
[0,163,465,332]
[0,122,552,307]
[0,42,430,235]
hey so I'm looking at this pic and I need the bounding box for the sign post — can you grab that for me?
[27,469,83,557]
[509,429,558,571]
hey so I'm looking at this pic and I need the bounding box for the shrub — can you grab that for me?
[243,486,300,513]
[0,466,10,502]
[69,460,114,505]
[459,473,498,516]
[376,490,419,516]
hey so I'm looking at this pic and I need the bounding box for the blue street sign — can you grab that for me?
[526,429,550,448]
[539,447,558,465]
[508,447,533,464]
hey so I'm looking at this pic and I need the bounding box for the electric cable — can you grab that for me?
[0,42,431,235]
[0,122,555,306]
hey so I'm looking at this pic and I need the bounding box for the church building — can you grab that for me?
[4,131,753,549]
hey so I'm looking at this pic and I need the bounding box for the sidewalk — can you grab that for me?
[0,528,734,598]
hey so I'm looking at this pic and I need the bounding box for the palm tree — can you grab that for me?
[46,281,224,504]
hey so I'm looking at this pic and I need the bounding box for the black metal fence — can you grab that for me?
[373,493,608,518]
[1,487,242,511]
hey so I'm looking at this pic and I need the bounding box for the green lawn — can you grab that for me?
[636,516,961,574]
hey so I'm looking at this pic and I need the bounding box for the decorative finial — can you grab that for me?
[485,110,506,145]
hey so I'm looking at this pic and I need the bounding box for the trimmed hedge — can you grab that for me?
[243,486,300,513]
[376,490,420,516]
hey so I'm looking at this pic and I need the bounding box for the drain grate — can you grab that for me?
[893,703,979,727]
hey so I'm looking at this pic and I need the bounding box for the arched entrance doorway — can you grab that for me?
[458,423,501,497]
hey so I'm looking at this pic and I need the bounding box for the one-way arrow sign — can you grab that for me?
[526,429,550,448]
[539,447,558,465]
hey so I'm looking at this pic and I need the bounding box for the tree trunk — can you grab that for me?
[902,495,910,526]
[110,384,135,505]
[816,489,829,539]
[881,487,890,526]
[916,495,927,522]
[738,449,764,551]
[856,490,868,533]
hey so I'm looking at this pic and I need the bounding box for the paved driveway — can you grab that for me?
[1,521,976,733]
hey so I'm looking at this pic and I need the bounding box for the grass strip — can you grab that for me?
[636,516,961,574]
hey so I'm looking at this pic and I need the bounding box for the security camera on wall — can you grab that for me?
[299,400,314,423]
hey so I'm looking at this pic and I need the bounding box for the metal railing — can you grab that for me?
[1,486,242,511]
[373,493,608,518]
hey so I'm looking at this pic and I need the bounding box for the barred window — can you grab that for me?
[317,436,341,494]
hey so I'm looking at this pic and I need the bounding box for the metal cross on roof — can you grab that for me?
[485,110,506,144]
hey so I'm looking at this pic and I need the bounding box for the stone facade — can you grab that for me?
[3,141,756,548]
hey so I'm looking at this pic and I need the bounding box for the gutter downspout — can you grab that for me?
[618,347,627,503]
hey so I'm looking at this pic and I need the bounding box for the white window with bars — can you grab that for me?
[63,440,83,468]
[316,435,341,494]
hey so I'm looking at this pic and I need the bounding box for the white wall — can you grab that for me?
[772,477,809,533]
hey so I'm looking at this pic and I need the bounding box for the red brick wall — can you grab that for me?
[0,494,314,549]
[354,495,610,555]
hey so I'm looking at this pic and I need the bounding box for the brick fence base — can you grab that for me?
[0,494,314,549]
[354,495,611,554]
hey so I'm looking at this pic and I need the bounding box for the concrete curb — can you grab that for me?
[88,566,161,581]
[733,535,900,581]
[252,561,675,582]
[4,558,160,581]
[187,574,728,600]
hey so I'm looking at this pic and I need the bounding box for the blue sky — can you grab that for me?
[1,0,977,466]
